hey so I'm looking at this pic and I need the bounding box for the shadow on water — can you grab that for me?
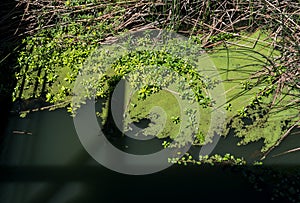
[97,97,164,155]
[0,0,25,142]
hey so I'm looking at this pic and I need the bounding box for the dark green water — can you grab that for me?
[0,106,299,202]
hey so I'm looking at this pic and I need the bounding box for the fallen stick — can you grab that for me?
[13,131,33,135]
[272,147,300,158]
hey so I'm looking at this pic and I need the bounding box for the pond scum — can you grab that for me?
[1,0,299,200]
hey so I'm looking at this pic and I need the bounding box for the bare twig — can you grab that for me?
[261,119,300,160]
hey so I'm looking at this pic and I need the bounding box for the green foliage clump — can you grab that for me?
[74,49,211,145]
[168,153,246,166]
[111,50,211,106]
[209,32,238,44]
[13,29,95,105]
[13,0,126,109]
